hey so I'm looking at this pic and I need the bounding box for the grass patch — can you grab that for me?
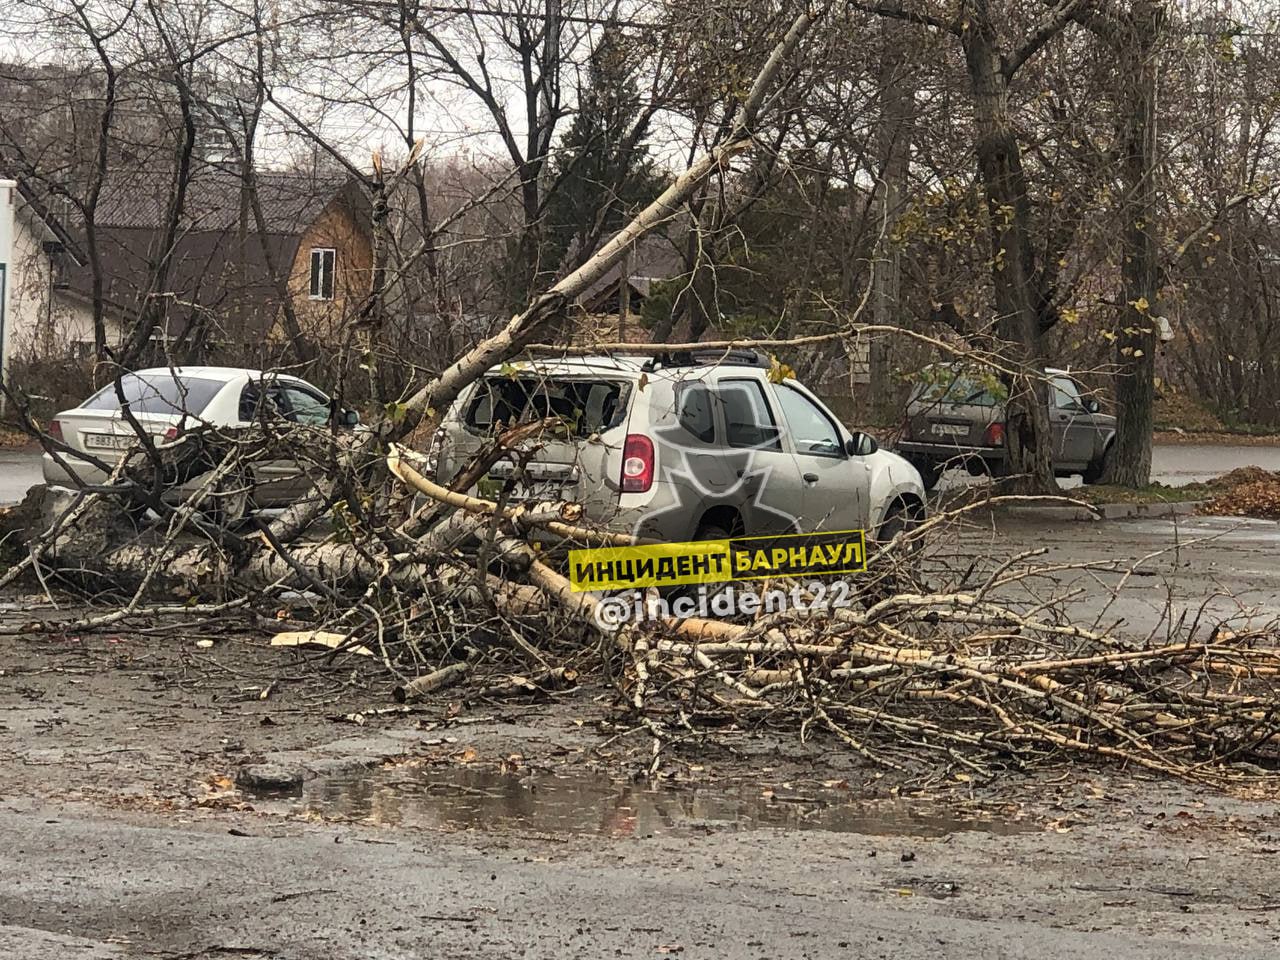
[1079,467,1280,518]
[1075,483,1212,506]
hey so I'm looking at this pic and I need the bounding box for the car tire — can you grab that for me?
[875,501,923,548]
[693,522,732,543]
[908,457,942,492]
[663,522,735,604]
[1082,442,1114,485]
[871,502,925,595]
[203,468,252,527]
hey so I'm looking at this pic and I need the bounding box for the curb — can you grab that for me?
[1000,500,1208,522]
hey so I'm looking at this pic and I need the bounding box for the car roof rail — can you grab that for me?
[641,349,771,372]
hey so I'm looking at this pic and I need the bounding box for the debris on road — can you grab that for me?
[235,763,306,792]
[271,630,375,658]
[1200,467,1280,520]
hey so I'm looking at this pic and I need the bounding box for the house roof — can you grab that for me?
[8,177,87,265]
[576,233,687,308]
[65,224,303,342]
[63,166,371,344]
[94,166,357,233]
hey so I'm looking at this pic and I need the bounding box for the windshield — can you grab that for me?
[82,374,225,417]
[466,377,628,438]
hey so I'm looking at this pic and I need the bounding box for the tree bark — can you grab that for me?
[618,243,633,342]
[869,19,913,422]
[961,15,1054,491]
[1102,1,1164,486]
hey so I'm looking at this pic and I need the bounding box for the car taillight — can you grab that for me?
[48,419,64,442]
[620,434,654,493]
[983,422,1006,446]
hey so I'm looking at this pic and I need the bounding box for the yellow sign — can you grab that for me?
[569,529,866,592]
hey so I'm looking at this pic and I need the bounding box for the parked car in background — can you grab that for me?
[895,366,1116,491]
[432,351,927,543]
[42,367,359,519]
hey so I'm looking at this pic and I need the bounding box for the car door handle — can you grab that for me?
[803,472,819,483]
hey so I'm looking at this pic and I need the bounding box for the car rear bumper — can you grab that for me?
[894,440,1004,462]
[521,480,718,546]
[42,452,113,488]
[41,452,220,506]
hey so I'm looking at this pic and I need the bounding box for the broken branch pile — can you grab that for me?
[8,424,1280,790]
[4,6,1277,788]
[614,598,1280,785]
[384,448,1280,787]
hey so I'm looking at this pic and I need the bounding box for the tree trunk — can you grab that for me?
[962,23,1054,491]
[618,244,632,342]
[1103,1,1164,486]
[869,19,912,422]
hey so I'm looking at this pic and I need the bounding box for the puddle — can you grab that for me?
[255,764,1029,839]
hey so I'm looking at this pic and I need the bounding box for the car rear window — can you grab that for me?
[82,374,225,416]
[466,377,627,438]
[911,373,1004,407]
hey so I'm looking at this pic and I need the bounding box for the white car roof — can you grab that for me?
[130,366,307,384]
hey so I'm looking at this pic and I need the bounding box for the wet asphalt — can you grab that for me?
[0,449,42,505]
[936,441,1280,492]
[1,796,1274,960]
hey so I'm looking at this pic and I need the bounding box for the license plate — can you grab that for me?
[478,476,564,502]
[930,423,968,438]
[513,480,563,502]
[84,433,137,451]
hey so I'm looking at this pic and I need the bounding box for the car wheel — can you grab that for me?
[875,501,922,548]
[202,468,252,527]
[871,502,925,595]
[693,522,732,543]
[908,457,942,492]
[1082,443,1113,485]
[661,522,735,604]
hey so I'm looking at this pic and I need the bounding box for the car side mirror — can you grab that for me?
[846,432,878,457]
[341,408,360,427]
[1083,398,1100,414]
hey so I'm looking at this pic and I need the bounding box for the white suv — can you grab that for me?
[433,351,926,542]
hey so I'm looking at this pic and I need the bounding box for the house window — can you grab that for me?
[309,248,336,300]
